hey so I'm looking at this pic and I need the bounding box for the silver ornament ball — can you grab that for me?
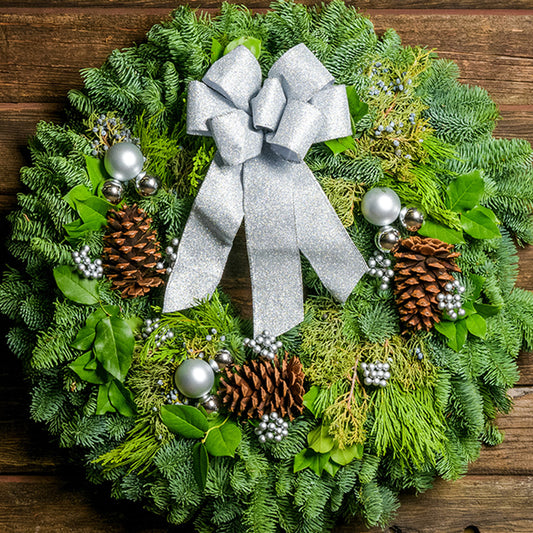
[102,179,124,205]
[174,358,215,399]
[399,206,425,232]
[361,187,402,226]
[104,142,144,182]
[200,394,219,415]
[135,172,161,197]
[215,349,233,370]
[376,225,401,253]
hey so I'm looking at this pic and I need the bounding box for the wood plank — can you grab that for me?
[368,13,533,106]
[0,13,532,105]
[0,474,186,533]
[339,475,533,533]
[2,1,533,10]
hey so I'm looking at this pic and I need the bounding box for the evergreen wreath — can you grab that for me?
[2,2,533,531]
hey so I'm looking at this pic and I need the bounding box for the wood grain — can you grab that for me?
[0,12,532,105]
[1,1,533,9]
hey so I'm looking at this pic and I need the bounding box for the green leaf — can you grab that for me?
[309,451,331,477]
[64,184,92,209]
[454,319,468,351]
[346,86,369,125]
[446,170,484,212]
[461,206,501,240]
[460,301,477,318]
[325,136,356,155]
[211,38,224,63]
[323,459,340,477]
[303,386,320,416]
[434,320,457,341]
[69,351,108,384]
[418,220,465,244]
[224,36,261,59]
[108,380,136,417]
[466,314,487,339]
[192,442,209,490]
[53,266,99,305]
[469,274,486,300]
[125,316,144,333]
[294,448,315,473]
[96,382,116,415]
[307,424,335,454]
[71,325,96,351]
[94,317,134,381]
[86,306,120,328]
[161,405,208,439]
[474,302,502,317]
[204,420,242,457]
[64,218,104,242]
[330,443,363,465]
[84,155,108,193]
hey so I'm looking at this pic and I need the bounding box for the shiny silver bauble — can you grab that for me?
[200,394,220,415]
[215,349,233,370]
[174,358,215,399]
[135,172,161,197]
[361,187,402,226]
[376,225,401,253]
[101,179,124,205]
[400,206,424,232]
[104,142,144,182]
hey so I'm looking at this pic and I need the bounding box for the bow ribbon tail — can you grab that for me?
[163,155,244,313]
[243,151,304,337]
[293,164,369,302]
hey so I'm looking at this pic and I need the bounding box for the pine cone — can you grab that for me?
[103,204,166,298]
[218,356,305,421]
[393,236,461,331]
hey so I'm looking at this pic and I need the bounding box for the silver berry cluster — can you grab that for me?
[156,237,179,275]
[244,330,283,361]
[156,379,185,405]
[254,412,289,443]
[72,246,104,279]
[368,251,394,290]
[142,317,174,347]
[89,114,138,157]
[437,279,466,320]
[360,360,391,387]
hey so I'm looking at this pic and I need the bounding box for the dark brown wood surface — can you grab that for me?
[0,2,532,532]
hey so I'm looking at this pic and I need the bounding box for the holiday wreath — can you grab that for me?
[2,1,533,531]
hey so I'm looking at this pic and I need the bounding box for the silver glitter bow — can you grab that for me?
[163,44,368,336]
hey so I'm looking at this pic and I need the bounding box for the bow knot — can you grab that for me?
[164,43,368,337]
[187,43,352,166]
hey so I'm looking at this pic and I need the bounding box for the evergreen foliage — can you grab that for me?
[1,2,532,531]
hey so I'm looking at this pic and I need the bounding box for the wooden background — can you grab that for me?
[1,1,532,532]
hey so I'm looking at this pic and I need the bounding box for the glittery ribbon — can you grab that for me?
[163,44,368,336]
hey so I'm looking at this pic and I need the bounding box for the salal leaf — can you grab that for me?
[466,313,487,339]
[71,325,96,351]
[193,442,209,490]
[94,317,134,381]
[84,155,108,193]
[96,382,116,415]
[446,170,484,212]
[211,37,224,63]
[303,386,320,417]
[224,36,261,59]
[323,459,340,477]
[330,443,363,465]
[325,136,356,155]
[53,266,99,305]
[418,220,465,245]
[161,405,208,439]
[204,420,242,457]
[346,85,369,125]
[294,448,315,473]
[69,352,108,384]
[461,206,501,240]
[108,380,136,417]
[474,302,502,317]
[308,424,335,454]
